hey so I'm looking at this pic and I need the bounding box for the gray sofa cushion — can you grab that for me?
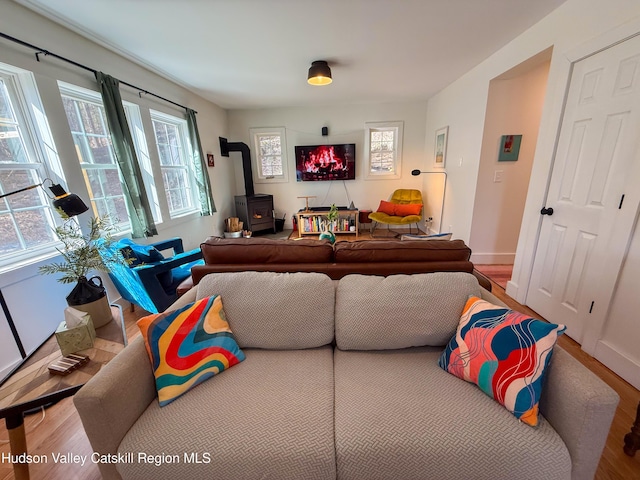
[335,272,481,350]
[334,347,571,480]
[196,271,334,349]
[118,347,336,480]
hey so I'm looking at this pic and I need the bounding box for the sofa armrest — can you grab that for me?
[540,346,619,480]
[479,287,505,306]
[73,336,155,480]
[176,276,194,297]
[135,249,203,276]
[150,237,184,255]
[472,269,492,291]
[134,250,203,312]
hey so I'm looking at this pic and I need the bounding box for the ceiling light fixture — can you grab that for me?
[307,60,332,86]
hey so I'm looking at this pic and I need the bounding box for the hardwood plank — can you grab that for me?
[474,264,512,289]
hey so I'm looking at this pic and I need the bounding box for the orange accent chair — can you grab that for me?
[368,189,423,237]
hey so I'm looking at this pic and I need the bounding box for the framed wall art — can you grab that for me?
[498,134,522,162]
[434,126,448,168]
[207,153,215,167]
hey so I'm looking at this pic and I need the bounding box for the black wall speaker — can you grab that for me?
[322,126,328,136]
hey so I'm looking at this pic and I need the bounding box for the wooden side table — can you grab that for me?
[0,305,127,480]
[624,400,640,456]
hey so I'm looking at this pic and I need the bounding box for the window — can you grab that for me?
[250,127,289,183]
[364,121,403,179]
[124,105,161,223]
[150,111,198,218]
[0,65,61,267]
[59,84,131,231]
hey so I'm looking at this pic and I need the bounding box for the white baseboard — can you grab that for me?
[505,280,519,298]
[470,253,515,264]
[594,340,640,390]
[0,358,21,384]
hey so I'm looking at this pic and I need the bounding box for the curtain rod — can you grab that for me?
[0,31,196,113]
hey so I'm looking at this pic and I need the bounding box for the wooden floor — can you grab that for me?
[474,264,512,290]
[1,281,639,479]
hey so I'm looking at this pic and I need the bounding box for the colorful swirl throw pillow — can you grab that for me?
[438,296,565,426]
[137,295,245,406]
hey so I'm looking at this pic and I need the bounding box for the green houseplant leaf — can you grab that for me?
[39,216,130,283]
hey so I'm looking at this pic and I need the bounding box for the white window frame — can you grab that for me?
[150,110,199,219]
[0,63,65,270]
[58,82,132,232]
[124,104,162,224]
[249,127,289,184]
[364,121,403,180]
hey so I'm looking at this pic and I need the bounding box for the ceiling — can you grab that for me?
[16,0,567,110]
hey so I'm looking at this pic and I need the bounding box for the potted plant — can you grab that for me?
[39,216,128,327]
[319,204,339,244]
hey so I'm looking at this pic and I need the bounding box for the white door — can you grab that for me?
[526,34,640,343]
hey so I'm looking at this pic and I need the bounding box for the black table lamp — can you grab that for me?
[48,184,89,217]
[0,181,88,218]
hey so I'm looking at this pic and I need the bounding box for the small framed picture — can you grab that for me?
[434,126,448,168]
[498,135,522,162]
[207,153,215,167]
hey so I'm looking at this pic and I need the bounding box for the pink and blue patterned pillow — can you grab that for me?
[438,296,565,426]
[138,295,245,406]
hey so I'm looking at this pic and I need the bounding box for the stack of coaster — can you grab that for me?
[48,354,89,375]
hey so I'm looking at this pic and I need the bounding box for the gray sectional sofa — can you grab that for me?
[74,271,619,480]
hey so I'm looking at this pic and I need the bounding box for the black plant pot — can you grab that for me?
[66,276,112,328]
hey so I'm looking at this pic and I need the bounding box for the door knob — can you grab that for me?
[540,207,554,216]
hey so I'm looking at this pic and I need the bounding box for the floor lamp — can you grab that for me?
[0,181,89,217]
[0,180,88,379]
[410,169,447,234]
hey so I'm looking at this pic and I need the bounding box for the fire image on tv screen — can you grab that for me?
[295,144,356,181]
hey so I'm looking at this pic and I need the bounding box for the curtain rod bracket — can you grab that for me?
[35,50,49,62]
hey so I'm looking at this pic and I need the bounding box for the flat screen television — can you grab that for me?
[295,144,356,181]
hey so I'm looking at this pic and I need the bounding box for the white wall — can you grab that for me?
[0,2,233,375]
[228,102,428,229]
[594,216,640,389]
[469,57,550,264]
[423,0,640,301]
[422,0,640,384]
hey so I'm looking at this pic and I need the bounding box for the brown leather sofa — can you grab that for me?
[178,236,491,292]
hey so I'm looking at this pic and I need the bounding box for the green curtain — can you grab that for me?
[95,72,157,238]
[186,108,216,215]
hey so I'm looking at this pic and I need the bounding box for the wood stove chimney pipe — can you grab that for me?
[219,137,254,197]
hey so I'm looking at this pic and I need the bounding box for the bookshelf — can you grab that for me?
[297,209,359,237]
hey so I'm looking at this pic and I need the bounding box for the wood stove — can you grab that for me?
[220,137,276,234]
[234,194,275,234]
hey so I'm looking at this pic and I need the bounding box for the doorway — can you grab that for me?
[525,34,640,354]
[469,48,552,287]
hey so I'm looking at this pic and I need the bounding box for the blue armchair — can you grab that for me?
[103,237,203,314]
